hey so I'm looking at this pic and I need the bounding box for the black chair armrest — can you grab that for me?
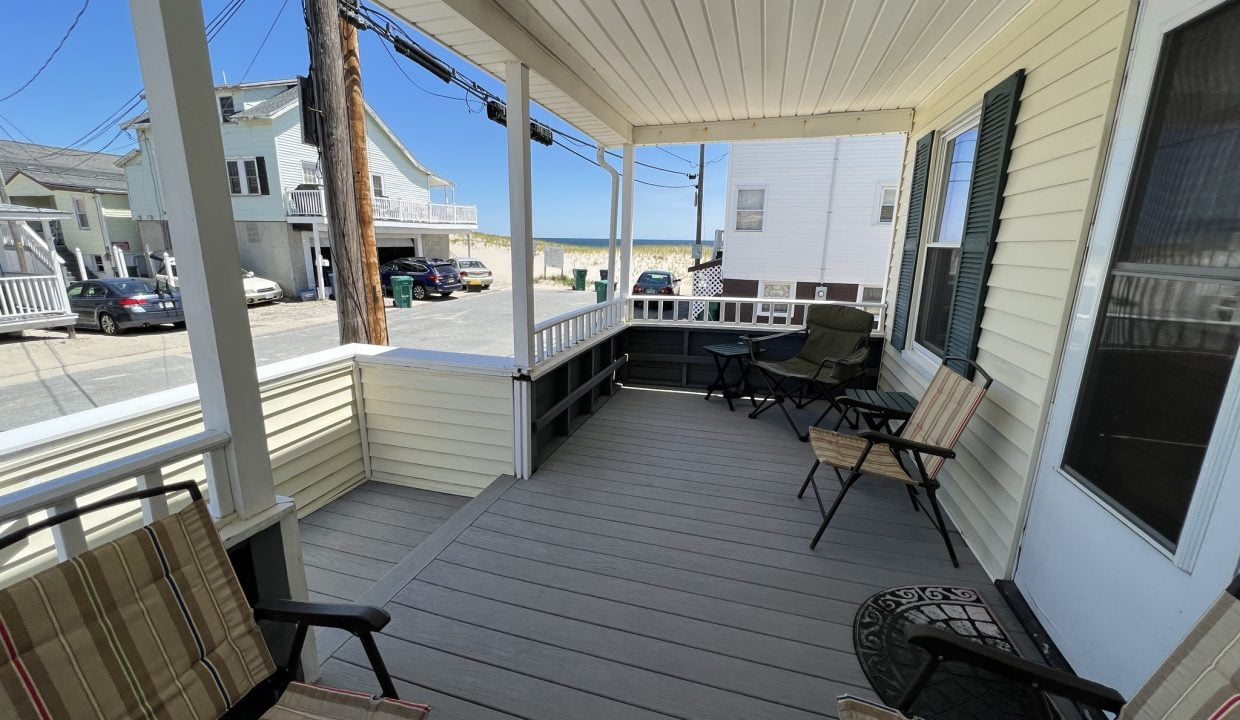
[903,625,1125,714]
[255,599,400,699]
[254,599,390,634]
[858,430,955,459]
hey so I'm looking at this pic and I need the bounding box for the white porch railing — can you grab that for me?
[286,189,478,226]
[0,275,69,320]
[533,296,626,367]
[626,295,887,334]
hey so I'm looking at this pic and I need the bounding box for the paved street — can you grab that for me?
[0,285,594,432]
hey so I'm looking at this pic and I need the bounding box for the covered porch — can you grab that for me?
[0,203,77,334]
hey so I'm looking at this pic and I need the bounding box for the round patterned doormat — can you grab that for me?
[853,585,1049,720]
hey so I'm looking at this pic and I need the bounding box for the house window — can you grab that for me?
[757,280,793,317]
[302,161,322,185]
[219,95,237,122]
[735,188,765,231]
[90,255,105,272]
[1062,1,1240,550]
[875,185,898,224]
[44,220,64,245]
[915,119,979,357]
[859,286,884,303]
[226,158,261,195]
[72,197,90,229]
[371,173,385,198]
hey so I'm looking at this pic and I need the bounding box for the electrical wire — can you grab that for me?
[0,0,92,103]
[239,0,291,84]
[552,139,695,189]
[654,145,696,165]
[378,38,468,102]
[553,128,694,177]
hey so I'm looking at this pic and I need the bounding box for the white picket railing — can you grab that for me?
[533,296,626,367]
[0,275,69,320]
[286,190,477,226]
[626,294,887,335]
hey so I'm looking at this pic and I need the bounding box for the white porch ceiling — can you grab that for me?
[379,0,1033,145]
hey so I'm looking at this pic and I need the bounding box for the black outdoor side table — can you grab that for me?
[703,342,762,412]
[836,388,919,433]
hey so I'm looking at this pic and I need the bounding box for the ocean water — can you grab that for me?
[537,237,706,247]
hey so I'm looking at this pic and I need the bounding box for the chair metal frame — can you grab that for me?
[799,356,993,567]
[0,481,402,718]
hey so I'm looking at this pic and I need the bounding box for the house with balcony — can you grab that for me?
[1,139,142,278]
[718,135,904,307]
[8,0,1240,718]
[119,78,478,297]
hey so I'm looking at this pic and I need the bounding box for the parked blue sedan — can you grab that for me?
[66,278,185,335]
[379,257,463,300]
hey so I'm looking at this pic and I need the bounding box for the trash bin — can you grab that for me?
[594,280,608,303]
[572,268,587,290]
[599,268,609,281]
[391,275,414,308]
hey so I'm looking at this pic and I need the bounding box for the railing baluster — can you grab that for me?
[138,469,170,522]
[51,501,89,560]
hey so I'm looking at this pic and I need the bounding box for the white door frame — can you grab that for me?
[1015,0,1240,696]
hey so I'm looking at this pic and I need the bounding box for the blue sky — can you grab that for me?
[0,0,729,240]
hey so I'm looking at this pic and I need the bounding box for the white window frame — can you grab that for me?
[734,187,766,232]
[226,157,261,196]
[756,280,794,318]
[874,184,898,224]
[858,285,884,304]
[908,106,982,372]
[302,160,322,185]
[371,173,386,198]
[72,197,90,230]
[218,95,236,123]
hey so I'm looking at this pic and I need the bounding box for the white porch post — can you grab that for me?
[506,61,535,370]
[73,247,86,281]
[129,0,275,519]
[619,143,635,307]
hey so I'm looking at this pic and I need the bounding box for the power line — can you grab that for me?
[239,0,291,84]
[0,0,92,103]
[378,37,468,102]
[552,139,695,189]
[654,145,695,166]
[555,129,693,177]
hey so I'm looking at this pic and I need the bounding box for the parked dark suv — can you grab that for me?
[378,257,463,299]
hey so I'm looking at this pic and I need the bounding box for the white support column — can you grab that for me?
[73,247,86,281]
[312,223,327,300]
[506,62,535,371]
[619,143,635,302]
[128,0,275,519]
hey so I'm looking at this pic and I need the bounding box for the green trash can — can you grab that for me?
[594,280,608,303]
[572,268,587,290]
[391,275,414,308]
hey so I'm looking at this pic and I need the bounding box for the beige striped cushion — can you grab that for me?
[901,366,987,478]
[810,428,914,484]
[1121,592,1240,720]
[0,499,275,719]
[837,695,917,719]
[263,682,432,719]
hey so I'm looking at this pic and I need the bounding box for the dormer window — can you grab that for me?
[218,95,237,123]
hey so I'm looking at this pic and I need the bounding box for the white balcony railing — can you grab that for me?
[533,296,626,367]
[0,275,69,320]
[626,295,887,335]
[286,189,477,226]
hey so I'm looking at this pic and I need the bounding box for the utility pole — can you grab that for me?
[340,16,387,344]
[693,143,705,260]
[305,0,385,344]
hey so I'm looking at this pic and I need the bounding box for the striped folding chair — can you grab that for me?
[837,576,1240,720]
[800,357,992,566]
[0,482,431,720]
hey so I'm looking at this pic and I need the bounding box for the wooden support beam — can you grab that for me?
[340,18,388,344]
[128,0,275,518]
[632,109,913,145]
[506,62,535,371]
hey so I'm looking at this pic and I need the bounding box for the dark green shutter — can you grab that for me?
[943,69,1025,376]
[256,156,270,195]
[890,132,935,350]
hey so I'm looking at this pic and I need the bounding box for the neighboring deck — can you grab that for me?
[313,386,1031,720]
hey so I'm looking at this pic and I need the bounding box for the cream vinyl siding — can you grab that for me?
[360,363,514,497]
[881,0,1132,577]
[0,360,366,587]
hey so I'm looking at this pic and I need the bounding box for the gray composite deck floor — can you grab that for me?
[311,386,1034,720]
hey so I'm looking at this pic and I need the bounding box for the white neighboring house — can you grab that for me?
[119,78,478,297]
[717,135,904,307]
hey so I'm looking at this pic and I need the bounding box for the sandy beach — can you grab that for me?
[449,233,707,289]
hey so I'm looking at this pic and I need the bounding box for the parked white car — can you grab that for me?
[242,269,283,304]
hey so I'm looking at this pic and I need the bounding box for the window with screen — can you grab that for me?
[1062,0,1240,549]
[226,158,261,195]
[876,185,897,224]
[72,197,90,229]
[735,188,765,231]
[915,122,978,356]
